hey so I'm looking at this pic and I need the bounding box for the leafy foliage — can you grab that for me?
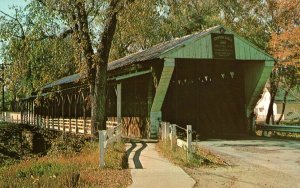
[111,0,221,60]
[265,0,300,123]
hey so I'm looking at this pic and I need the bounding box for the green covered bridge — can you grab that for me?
[22,25,274,138]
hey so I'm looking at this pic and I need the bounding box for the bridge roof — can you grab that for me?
[43,25,274,89]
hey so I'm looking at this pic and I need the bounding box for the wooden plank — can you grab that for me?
[151,59,175,112]
[187,125,192,154]
[115,69,152,81]
[150,58,175,137]
[171,124,177,151]
[99,130,106,168]
[117,83,122,124]
[246,62,274,116]
[177,138,187,149]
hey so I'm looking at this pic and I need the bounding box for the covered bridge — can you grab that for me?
[21,25,274,138]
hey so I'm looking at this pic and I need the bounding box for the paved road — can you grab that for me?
[126,142,195,188]
[195,138,300,187]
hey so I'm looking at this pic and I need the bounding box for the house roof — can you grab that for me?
[275,89,300,102]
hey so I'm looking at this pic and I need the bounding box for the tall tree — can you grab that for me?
[266,0,300,124]
[0,0,128,133]
[33,0,129,133]
[0,4,76,99]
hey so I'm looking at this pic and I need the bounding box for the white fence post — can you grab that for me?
[160,122,164,140]
[171,124,177,151]
[161,122,166,141]
[99,130,106,168]
[165,122,170,141]
[187,125,192,159]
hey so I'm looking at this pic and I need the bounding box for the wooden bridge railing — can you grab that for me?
[99,122,122,168]
[160,122,192,160]
[38,118,92,134]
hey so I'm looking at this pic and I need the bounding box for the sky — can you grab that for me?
[0,0,27,64]
[0,0,27,15]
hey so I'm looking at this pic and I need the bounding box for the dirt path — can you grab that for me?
[188,138,300,188]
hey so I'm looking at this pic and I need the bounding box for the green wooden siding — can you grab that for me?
[243,61,265,108]
[160,27,273,62]
[161,34,213,59]
[245,61,273,116]
[234,36,273,61]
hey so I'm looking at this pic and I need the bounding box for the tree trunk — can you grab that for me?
[266,71,279,124]
[276,89,289,124]
[91,0,120,133]
[92,63,108,132]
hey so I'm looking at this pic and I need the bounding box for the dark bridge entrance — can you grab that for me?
[163,59,247,137]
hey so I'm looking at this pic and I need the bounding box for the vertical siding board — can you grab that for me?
[185,45,190,58]
[234,37,240,59]
[206,35,213,59]
[193,41,198,58]
[202,36,208,58]
[243,43,247,60]
[199,39,204,58]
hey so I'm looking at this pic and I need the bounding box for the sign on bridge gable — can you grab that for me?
[211,33,235,60]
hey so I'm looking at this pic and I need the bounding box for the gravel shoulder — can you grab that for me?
[188,138,300,188]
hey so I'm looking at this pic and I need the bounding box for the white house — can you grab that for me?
[255,88,282,121]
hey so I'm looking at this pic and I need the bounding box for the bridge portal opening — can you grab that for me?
[162,59,247,137]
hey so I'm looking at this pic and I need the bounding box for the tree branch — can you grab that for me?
[0,10,25,39]
[34,28,74,41]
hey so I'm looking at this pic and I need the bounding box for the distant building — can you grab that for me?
[255,88,280,121]
[255,88,300,122]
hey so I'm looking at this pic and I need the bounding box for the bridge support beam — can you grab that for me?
[150,58,175,138]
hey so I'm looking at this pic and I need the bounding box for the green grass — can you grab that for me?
[256,130,300,140]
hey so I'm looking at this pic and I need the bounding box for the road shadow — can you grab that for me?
[126,141,148,169]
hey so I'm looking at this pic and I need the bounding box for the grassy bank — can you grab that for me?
[156,141,226,168]
[256,130,300,141]
[0,123,131,187]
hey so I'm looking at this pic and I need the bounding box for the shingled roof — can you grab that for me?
[43,25,220,89]
[108,25,220,70]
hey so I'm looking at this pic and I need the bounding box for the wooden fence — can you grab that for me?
[160,122,192,160]
[99,122,122,167]
[1,112,93,135]
[38,118,92,134]
[0,112,22,124]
